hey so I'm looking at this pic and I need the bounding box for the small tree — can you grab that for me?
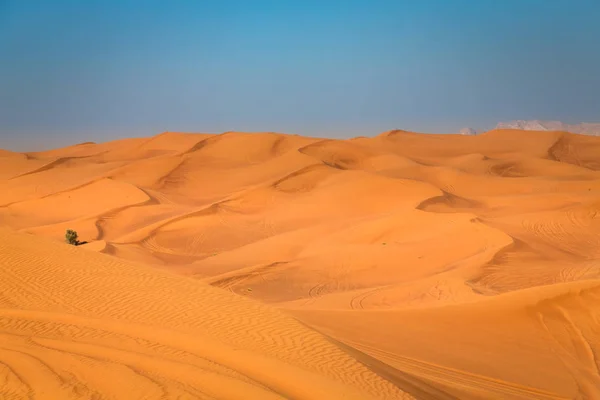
[65,229,79,246]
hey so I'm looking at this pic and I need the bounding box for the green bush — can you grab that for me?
[65,229,79,246]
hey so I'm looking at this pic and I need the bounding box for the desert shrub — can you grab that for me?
[65,229,79,245]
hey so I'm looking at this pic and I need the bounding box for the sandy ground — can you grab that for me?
[1,129,599,399]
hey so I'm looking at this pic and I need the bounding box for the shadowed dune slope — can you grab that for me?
[1,129,600,398]
[0,227,411,399]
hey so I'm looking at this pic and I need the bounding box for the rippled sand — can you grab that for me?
[1,128,599,399]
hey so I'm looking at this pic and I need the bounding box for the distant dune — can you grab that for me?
[1,129,600,398]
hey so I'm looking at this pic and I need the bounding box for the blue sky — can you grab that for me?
[1,0,599,150]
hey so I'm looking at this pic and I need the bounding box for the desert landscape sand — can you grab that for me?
[1,129,599,399]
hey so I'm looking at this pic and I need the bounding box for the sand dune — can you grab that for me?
[291,280,600,399]
[1,129,600,398]
[0,228,410,399]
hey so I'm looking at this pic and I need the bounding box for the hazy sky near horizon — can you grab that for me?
[1,0,599,150]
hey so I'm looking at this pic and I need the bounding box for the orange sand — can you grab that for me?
[1,129,599,399]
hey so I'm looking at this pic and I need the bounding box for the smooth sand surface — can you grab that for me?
[1,129,599,399]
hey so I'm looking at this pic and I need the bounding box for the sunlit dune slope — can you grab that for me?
[291,280,600,399]
[0,227,411,399]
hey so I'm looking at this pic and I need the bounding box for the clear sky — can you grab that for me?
[1,0,599,150]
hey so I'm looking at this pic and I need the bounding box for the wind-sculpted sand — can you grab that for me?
[1,129,599,399]
[0,228,410,399]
